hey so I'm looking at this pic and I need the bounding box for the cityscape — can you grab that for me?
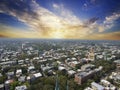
[0,39,120,90]
[0,0,120,90]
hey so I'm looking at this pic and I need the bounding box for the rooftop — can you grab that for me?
[77,72,87,77]
[114,60,120,64]
[33,72,42,78]
[15,85,27,90]
[91,82,104,90]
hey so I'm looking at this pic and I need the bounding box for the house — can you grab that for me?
[67,70,76,76]
[27,72,42,82]
[18,76,26,82]
[58,66,66,71]
[6,71,14,79]
[15,85,27,90]
[24,58,30,64]
[68,61,79,68]
[16,69,22,77]
[114,60,120,72]
[26,76,30,82]
[5,80,14,90]
[100,79,110,87]
[100,79,117,90]
[28,66,35,73]
[41,65,53,71]
[33,72,42,78]
[109,72,120,84]
[18,60,24,65]
[91,82,104,90]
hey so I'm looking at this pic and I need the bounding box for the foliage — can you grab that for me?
[10,81,20,90]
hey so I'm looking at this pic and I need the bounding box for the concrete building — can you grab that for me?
[16,69,22,77]
[88,48,95,61]
[81,64,95,71]
[15,85,27,90]
[74,65,102,85]
[74,71,95,85]
[91,82,104,90]
[114,60,120,72]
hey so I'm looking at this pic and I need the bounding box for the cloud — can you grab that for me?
[0,0,120,40]
[103,13,120,29]
[87,17,99,24]
[97,13,120,32]
[52,3,82,25]
[0,24,45,38]
[0,0,64,37]
[87,31,120,40]
[53,3,59,9]
[1,25,120,40]
[0,34,7,38]
[0,0,91,39]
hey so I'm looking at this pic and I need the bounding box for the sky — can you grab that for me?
[0,0,120,40]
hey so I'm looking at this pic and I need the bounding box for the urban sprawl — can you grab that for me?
[0,39,120,90]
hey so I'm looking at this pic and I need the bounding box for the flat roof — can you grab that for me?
[34,72,42,77]
[91,82,104,90]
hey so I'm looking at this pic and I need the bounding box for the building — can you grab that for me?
[114,60,120,72]
[109,72,120,87]
[6,71,14,79]
[74,71,95,85]
[18,76,26,82]
[15,85,27,90]
[16,69,22,77]
[81,64,95,71]
[91,82,104,90]
[88,48,95,61]
[58,66,66,71]
[101,79,117,90]
[33,72,42,78]
[74,65,102,85]
[28,66,35,73]
[5,80,14,90]
[100,79,110,87]
[67,70,76,76]
[68,61,79,68]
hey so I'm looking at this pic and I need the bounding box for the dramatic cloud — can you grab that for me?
[0,0,120,40]
[0,0,92,39]
[103,13,120,29]
[87,17,99,24]
[98,13,120,32]
[52,3,82,25]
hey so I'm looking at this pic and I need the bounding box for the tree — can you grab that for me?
[43,85,54,90]
[10,81,20,90]
[21,67,27,75]
[0,75,7,84]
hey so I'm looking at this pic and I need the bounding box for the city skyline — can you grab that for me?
[0,0,120,40]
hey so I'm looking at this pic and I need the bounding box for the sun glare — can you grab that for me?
[52,30,64,39]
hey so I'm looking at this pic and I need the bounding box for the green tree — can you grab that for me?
[10,81,20,90]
